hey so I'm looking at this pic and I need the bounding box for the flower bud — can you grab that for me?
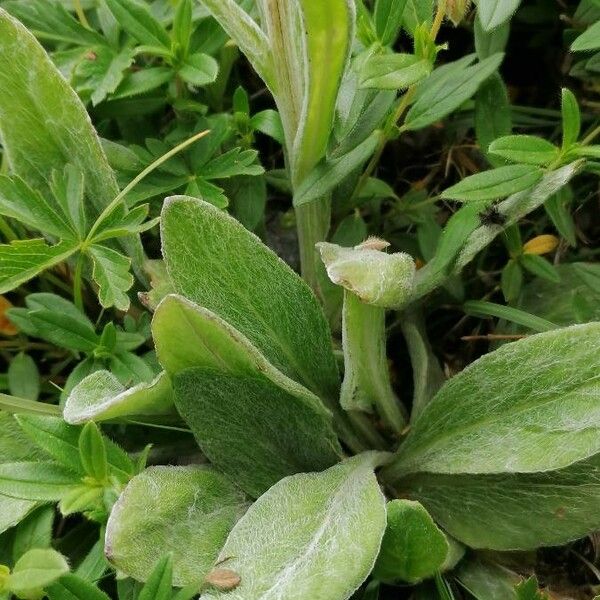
[445,0,472,26]
[523,234,559,255]
[317,240,415,308]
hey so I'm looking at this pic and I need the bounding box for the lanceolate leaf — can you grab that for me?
[571,20,600,52]
[174,367,342,497]
[202,454,387,600]
[385,323,600,478]
[477,0,522,32]
[64,370,174,425]
[0,462,79,501]
[359,53,432,90]
[161,197,340,403]
[441,165,543,202]
[105,466,246,587]
[488,135,559,166]
[402,451,600,550]
[47,573,112,600]
[0,239,79,295]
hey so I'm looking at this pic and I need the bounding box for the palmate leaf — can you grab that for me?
[89,244,134,311]
[105,466,247,587]
[202,454,387,600]
[0,239,80,295]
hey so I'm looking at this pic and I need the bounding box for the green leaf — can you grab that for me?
[12,506,54,560]
[474,17,510,59]
[197,0,273,87]
[571,20,600,51]
[0,239,79,295]
[174,367,343,498]
[574,145,600,158]
[0,496,38,537]
[402,451,600,550]
[402,0,433,35]
[488,135,560,166]
[89,245,134,311]
[360,53,432,90]
[520,254,560,283]
[3,0,106,46]
[161,197,340,403]
[294,132,380,207]
[0,462,79,501]
[373,500,449,583]
[138,555,173,600]
[441,165,543,202]
[561,88,581,149]
[104,0,170,49]
[404,53,504,131]
[16,415,134,481]
[385,323,600,478]
[464,300,557,331]
[374,0,409,45]
[501,260,523,303]
[27,309,99,353]
[0,175,74,238]
[78,422,108,483]
[292,0,356,182]
[47,573,112,600]
[8,353,40,402]
[545,187,576,246]
[201,148,264,179]
[201,454,387,600]
[105,466,246,587]
[50,166,87,239]
[8,548,69,595]
[477,0,522,31]
[64,370,174,424]
[456,559,519,599]
[515,578,547,600]
[179,52,219,86]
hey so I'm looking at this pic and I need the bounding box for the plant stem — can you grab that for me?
[582,123,600,145]
[295,197,331,296]
[73,0,91,29]
[0,393,62,416]
[73,252,85,312]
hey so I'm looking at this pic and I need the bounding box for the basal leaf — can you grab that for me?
[105,466,246,587]
[373,500,449,583]
[89,244,134,311]
[0,239,79,295]
[174,367,342,497]
[441,165,543,202]
[402,451,600,550]
[386,323,600,477]
[202,454,387,600]
[161,197,340,403]
[63,370,174,424]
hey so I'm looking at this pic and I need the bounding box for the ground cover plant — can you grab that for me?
[0,0,598,598]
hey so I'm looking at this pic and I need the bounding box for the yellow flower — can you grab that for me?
[523,234,560,256]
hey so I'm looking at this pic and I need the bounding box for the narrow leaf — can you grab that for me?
[488,135,560,166]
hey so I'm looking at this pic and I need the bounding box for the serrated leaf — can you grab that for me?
[201,147,264,179]
[179,52,219,87]
[477,0,522,31]
[441,165,543,202]
[161,197,340,403]
[0,239,79,295]
[386,323,600,478]
[404,53,504,131]
[488,135,560,165]
[105,466,246,587]
[201,454,387,600]
[64,370,174,424]
[89,245,134,311]
[373,500,449,583]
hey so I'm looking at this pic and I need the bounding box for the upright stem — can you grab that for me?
[295,197,331,296]
[73,253,85,312]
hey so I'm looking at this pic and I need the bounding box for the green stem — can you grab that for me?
[73,252,85,312]
[582,123,600,146]
[295,196,331,296]
[342,292,407,436]
[0,393,62,416]
[73,0,91,28]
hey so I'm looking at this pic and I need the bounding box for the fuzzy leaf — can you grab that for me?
[8,548,69,594]
[0,462,79,501]
[0,496,38,537]
[64,370,174,424]
[360,53,432,90]
[488,135,560,166]
[386,323,600,478]
[202,454,387,600]
[105,466,246,587]
[161,197,340,403]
